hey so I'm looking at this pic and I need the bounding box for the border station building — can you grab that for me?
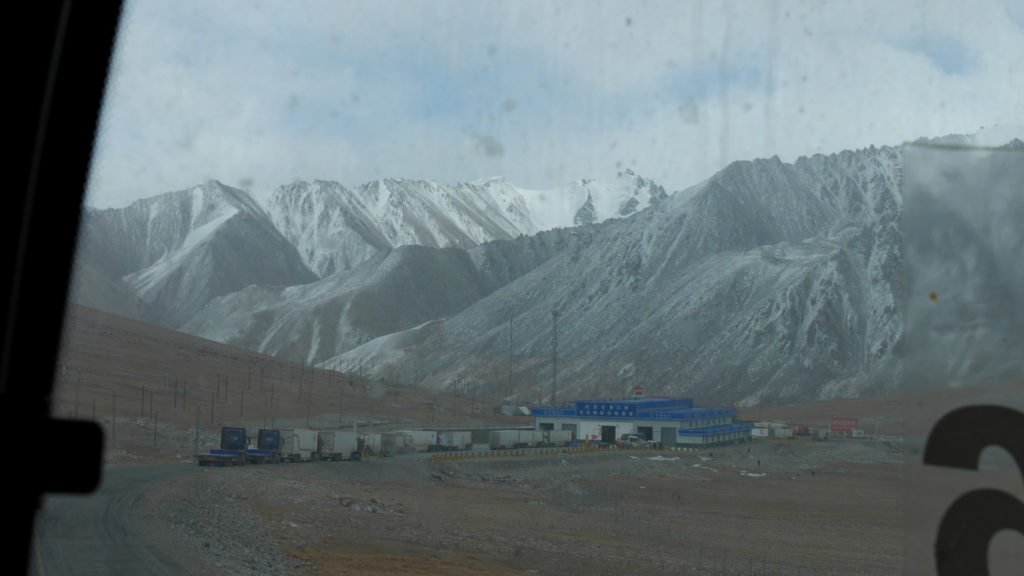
[531,397,753,447]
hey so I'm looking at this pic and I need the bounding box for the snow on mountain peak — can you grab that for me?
[259,176,545,277]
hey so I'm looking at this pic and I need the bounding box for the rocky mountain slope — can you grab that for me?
[71,140,958,406]
[72,181,318,328]
[327,146,905,406]
[263,178,538,277]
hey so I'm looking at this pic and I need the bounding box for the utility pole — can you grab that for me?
[552,309,559,406]
[112,392,117,449]
[193,405,200,456]
[508,309,513,402]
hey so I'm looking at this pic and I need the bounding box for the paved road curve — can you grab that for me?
[30,464,198,576]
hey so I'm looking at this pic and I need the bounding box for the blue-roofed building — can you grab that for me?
[531,397,753,447]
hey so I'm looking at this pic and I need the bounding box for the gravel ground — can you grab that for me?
[134,469,298,576]
[129,439,905,576]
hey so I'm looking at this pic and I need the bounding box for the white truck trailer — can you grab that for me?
[490,429,543,450]
[397,430,439,452]
[279,428,319,462]
[360,432,382,457]
[489,429,519,450]
[438,430,472,451]
[518,430,544,448]
[543,430,574,447]
[380,431,415,456]
[318,430,361,461]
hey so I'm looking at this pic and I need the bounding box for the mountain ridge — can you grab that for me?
[71,137,1018,406]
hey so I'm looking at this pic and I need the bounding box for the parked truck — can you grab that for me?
[543,430,574,447]
[489,429,519,450]
[489,429,543,450]
[397,430,439,452]
[438,430,472,451]
[279,427,319,462]
[360,432,382,457]
[319,429,361,461]
[197,426,247,466]
[381,431,415,456]
[518,430,544,448]
[245,428,281,464]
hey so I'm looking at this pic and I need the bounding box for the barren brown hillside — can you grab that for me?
[51,305,528,464]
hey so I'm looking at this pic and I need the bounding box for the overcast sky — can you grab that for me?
[84,0,1024,208]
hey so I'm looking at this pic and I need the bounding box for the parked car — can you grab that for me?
[616,433,656,448]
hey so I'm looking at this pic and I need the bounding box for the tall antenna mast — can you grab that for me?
[552,309,559,406]
[507,308,513,402]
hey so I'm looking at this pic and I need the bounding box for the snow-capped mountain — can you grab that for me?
[511,169,669,230]
[258,172,669,278]
[180,245,493,365]
[262,178,538,277]
[179,226,575,365]
[73,181,317,327]
[77,138,1014,406]
[316,146,905,406]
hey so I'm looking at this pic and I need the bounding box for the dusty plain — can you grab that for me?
[45,305,913,575]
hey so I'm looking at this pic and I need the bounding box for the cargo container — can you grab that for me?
[543,430,573,447]
[396,430,439,452]
[280,428,319,461]
[518,430,544,448]
[438,430,472,451]
[489,429,544,449]
[771,427,794,439]
[489,429,520,450]
[197,426,247,466]
[360,432,382,457]
[381,431,415,456]
[319,430,361,460]
[245,428,281,463]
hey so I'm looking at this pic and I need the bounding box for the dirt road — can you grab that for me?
[31,465,199,576]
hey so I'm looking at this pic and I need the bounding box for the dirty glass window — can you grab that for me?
[37,1,1023,575]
